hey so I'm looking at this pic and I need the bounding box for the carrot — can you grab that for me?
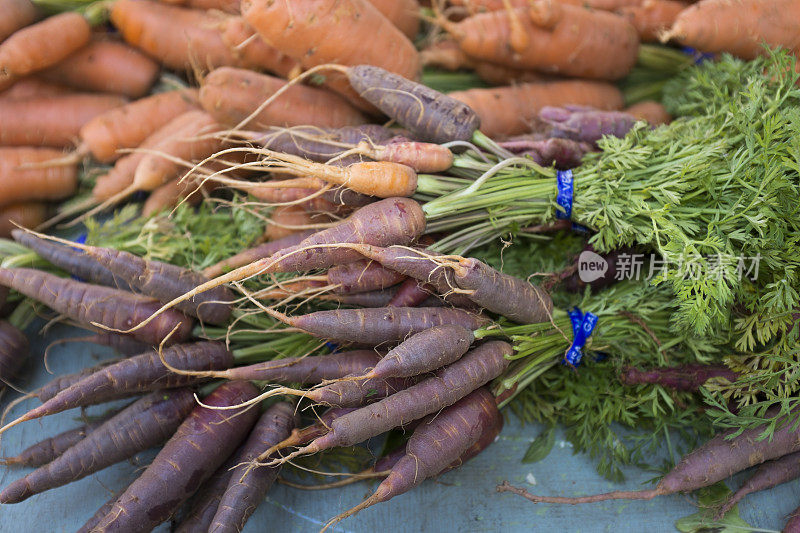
[11,230,133,290]
[327,259,406,294]
[473,62,548,86]
[40,39,159,98]
[323,386,500,528]
[0,320,28,385]
[208,403,296,533]
[203,230,315,278]
[625,100,671,125]
[664,0,800,60]
[93,381,260,532]
[77,493,120,533]
[450,81,625,137]
[160,0,241,12]
[0,203,48,238]
[257,125,396,163]
[242,0,421,109]
[343,140,455,173]
[439,2,639,81]
[200,67,367,129]
[0,148,77,204]
[716,451,800,518]
[0,268,194,345]
[451,0,643,12]
[367,0,421,39]
[498,136,593,169]
[0,388,196,503]
[323,287,399,308]
[218,15,299,78]
[0,77,70,100]
[54,238,234,325]
[0,341,232,434]
[35,361,121,404]
[787,508,800,533]
[263,205,321,241]
[75,88,200,163]
[345,65,481,143]
[269,342,509,463]
[0,94,127,147]
[142,177,206,216]
[620,364,739,392]
[497,407,800,504]
[539,105,638,146]
[388,278,431,307]
[0,12,91,91]
[0,0,38,44]
[80,332,151,356]
[618,0,688,42]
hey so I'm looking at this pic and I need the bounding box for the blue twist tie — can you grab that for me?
[562,307,598,367]
[555,170,573,220]
[70,233,88,282]
[325,342,340,353]
[681,47,714,65]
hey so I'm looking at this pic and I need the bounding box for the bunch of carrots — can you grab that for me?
[2,0,800,530]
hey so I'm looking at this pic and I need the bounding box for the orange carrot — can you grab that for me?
[78,88,199,163]
[625,100,671,125]
[142,178,203,217]
[263,205,330,241]
[440,2,639,81]
[242,0,421,109]
[0,148,77,204]
[110,0,238,72]
[664,0,800,59]
[450,80,624,137]
[0,12,91,91]
[40,39,160,98]
[0,202,47,237]
[0,0,38,43]
[218,15,299,78]
[367,0,421,39]
[619,0,688,42]
[451,0,642,11]
[200,66,367,129]
[0,77,71,100]
[420,39,545,85]
[0,94,127,147]
[420,39,473,71]
[159,0,240,12]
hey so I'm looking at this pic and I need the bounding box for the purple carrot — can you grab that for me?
[258,124,395,162]
[204,230,317,279]
[388,279,434,307]
[82,332,152,356]
[208,403,297,533]
[78,493,120,533]
[1,406,122,467]
[323,387,501,528]
[498,137,593,170]
[497,407,800,504]
[0,320,28,384]
[92,381,260,533]
[36,360,121,403]
[0,388,196,503]
[0,268,194,345]
[222,350,380,383]
[717,451,800,518]
[327,259,406,294]
[538,106,637,146]
[786,508,800,533]
[0,341,232,433]
[11,230,133,291]
[267,341,511,465]
[282,306,489,345]
[620,364,739,392]
[320,287,399,308]
[258,407,358,460]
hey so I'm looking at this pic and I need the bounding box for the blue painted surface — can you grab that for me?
[1,323,796,533]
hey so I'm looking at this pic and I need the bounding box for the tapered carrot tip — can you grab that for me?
[496,481,662,504]
[0,410,37,435]
[321,494,381,533]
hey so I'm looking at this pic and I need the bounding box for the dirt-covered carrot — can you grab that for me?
[0,268,194,345]
[93,381,259,532]
[0,408,121,467]
[268,341,511,465]
[625,100,671,125]
[323,386,500,527]
[11,230,131,290]
[0,342,231,434]
[0,203,48,238]
[618,0,688,42]
[208,403,296,533]
[620,364,739,392]
[0,388,196,503]
[0,12,91,91]
[242,0,420,109]
[0,148,77,203]
[367,0,420,39]
[40,39,159,98]
[203,230,315,278]
[440,2,639,81]
[664,0,800,60]
[450,81,625,137]
[538,106,638,146]
[0,78,70,100]
[76,88,199,163]
[498,408,800,504]
[0,0,38,44]
[0,320,28,385]
[715,451,800,518]
[218,15,298,78]
[0,94,127,147]
[200,67,367,129]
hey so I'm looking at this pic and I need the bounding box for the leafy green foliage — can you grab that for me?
[674,483,755,533]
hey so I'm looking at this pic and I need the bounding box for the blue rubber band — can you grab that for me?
[555,170,574,220]
[562,307,598,367]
